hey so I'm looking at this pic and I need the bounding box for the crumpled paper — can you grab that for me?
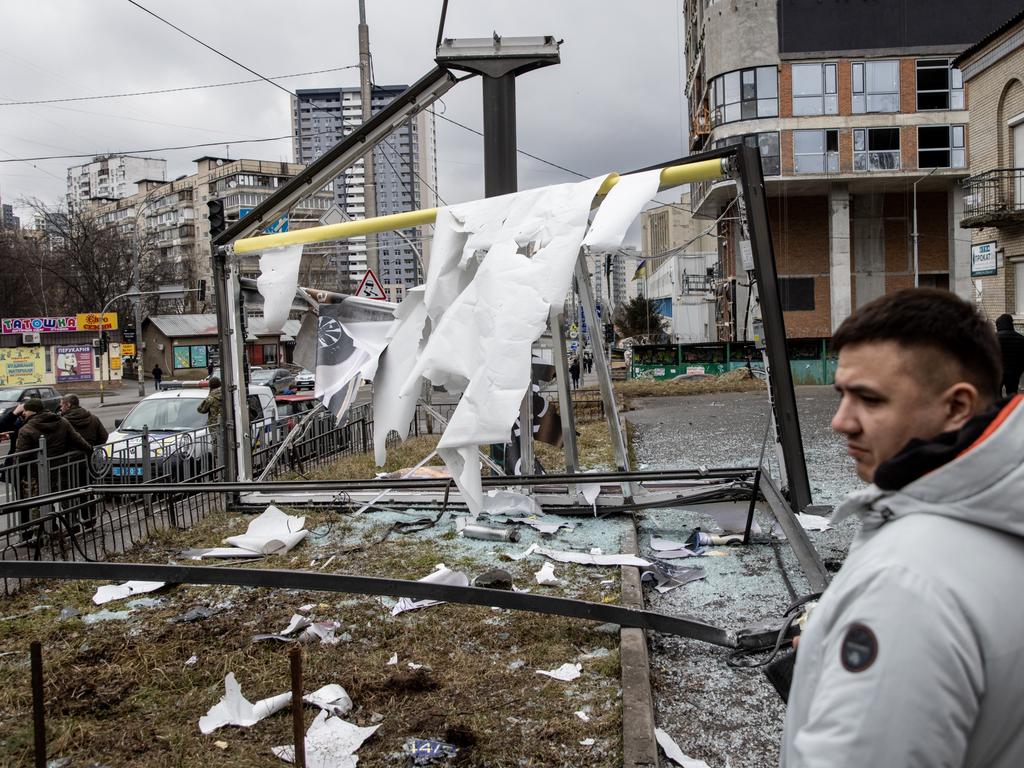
[92,580,164,605]
[535,662,582,681]
[223,505,308,555]
[272,709,379,767]
[391,564,469,616]
[199,673,292,734]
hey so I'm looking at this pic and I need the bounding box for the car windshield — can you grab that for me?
[251,369,275,383]
[0,391,21,403]
[119,397,208,432]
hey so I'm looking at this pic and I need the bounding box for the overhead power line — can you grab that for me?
[0,66,360,107]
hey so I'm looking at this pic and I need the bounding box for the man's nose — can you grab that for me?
[831,397,857,435]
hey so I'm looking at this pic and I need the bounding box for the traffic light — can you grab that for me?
[207,199,226,237]
[604,323,615,345]
[198,279,207,303]
[99,331,109,354]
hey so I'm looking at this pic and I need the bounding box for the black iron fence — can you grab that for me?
[962,168,1024,222]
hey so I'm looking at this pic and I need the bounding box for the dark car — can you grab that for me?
[250,367,297,394]
[0,386,62,420]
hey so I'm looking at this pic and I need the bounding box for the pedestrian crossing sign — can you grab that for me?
[355,269,388,301]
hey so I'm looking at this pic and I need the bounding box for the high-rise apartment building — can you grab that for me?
[291,86,438,300]
[683,0,1021,339]
[66,155,166,210]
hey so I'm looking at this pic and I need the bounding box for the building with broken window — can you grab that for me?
[683,0,1022,338]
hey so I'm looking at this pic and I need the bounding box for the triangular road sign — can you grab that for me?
[356,268,388,301]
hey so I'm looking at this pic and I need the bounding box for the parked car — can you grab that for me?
[250,367,297,394]
[102,386,277,480]
[295,369,315,391]
[275,393,319,420]
[0,386,62,420]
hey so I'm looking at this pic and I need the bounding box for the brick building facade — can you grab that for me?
[956,10,1024,321]
[683,0,1020,339]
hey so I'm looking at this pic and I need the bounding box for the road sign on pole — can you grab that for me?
[355,268,388,301]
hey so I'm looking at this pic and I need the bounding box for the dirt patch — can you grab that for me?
[614,367,765,400]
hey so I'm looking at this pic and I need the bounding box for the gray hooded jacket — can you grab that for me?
[781,395,1024,768]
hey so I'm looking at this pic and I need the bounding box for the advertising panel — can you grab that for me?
[971,241,997,277]
[0,347,46,385]
[55,346,95,382]
[76,312,119,331]
[1,316,77,334]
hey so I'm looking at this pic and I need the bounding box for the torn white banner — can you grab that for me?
[224,505,307,555]
[396,177,610,515]
[483,489,543,518]
[535,662,582,682]
[272,709,380,768]
[581,169,663,251]
[655,727,712,768]
[92,580,164,605]
[579,483,602,513]
[257,244,303,334]
[372,287,428,465]
[199,673,291,734]
[391,564,469,616]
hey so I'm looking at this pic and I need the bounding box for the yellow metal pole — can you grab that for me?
[232,157,727,255]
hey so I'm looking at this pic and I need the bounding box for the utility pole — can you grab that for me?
[358,0,379,276]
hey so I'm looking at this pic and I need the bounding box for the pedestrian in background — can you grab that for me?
[59,394,107,447]
[569,357,581,390]
[198,376,224,465]
[152,363,163,391]
[207,361,215,377]
[995,313,1024,395]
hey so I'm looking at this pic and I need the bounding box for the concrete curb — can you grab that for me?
[620,526,660,768]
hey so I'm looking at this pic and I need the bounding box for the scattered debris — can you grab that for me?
[579,483,602,512]
[407,662,423,670]
[171,605,226,624]
[185,655,199,668]
[92,580,165,605]
[507,659,525,671]
[186,506,308,559]
[512,543,651,567]
[199,673,291,734]
[483,489,542,517]
[535,662,582,682]
[685,528,743,549]
[387,653,398,666]
[473,568,514,590]
[705,507,760,535]
[252,613,343,646]
[534,562,561,586]
[580,738,596,747]
[578,648,610,661]
[405,738,459,764]
[456,518,520,543]
[641,562,706,594]
[272,709,380,767]
[213,741,229,751]
[575,710,590,722]
[58,607,80,621]
[656,727,712,768]
[391,564,469,616]
[303,684,353,717]
[82,609,132,624]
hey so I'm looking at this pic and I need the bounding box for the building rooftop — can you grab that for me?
[953,8,1024,67]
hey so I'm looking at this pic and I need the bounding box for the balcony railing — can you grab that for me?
[962,168,1024,227]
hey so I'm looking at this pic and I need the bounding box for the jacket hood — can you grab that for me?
[25,411,64,437]
[834,395,1024,540]
[62,405,89,423]
[996,313,1015,331]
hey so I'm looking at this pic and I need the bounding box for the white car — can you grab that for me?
[102,386,277,480]
[295,369,315,391]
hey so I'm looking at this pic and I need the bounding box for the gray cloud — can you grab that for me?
[1,0,687,235]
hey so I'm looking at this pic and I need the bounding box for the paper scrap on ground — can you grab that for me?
[253,614,342,646]
[536,662,582,682]
[199,673,291,734]
[705,507,762,536]
[575,710,590,722]
[537,545,650,568]
[272,709,379,767]
[183,547,264,560]
[387,653,398,665]
[521,518,573,535]
[393,176,612,516]
[304,684,353,717]
[796,513,832,531]
[257,244,303,334]
[483,489,543,518]
[580,738,596,747]
[223,505,308,555]
[391,564,469,616]
[654,548,701,560]
[650,537,689,552]
[534,562,561,586]
[656,727,712,768]
[504,542,540,561]
[92,580,165,605]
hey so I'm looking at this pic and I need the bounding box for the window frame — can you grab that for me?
[918,124,966,169]
[793,129,840,174]
[709,66,778,126]
[916,58,965,111]
[791,62,838,117]
[852,60,901,114]
[853,127,901,171]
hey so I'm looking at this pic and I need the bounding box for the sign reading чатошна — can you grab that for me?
[1,313,119,335]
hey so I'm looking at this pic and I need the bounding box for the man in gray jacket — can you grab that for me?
[782,288,1024,768]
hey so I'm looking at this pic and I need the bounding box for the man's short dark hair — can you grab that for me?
[62,393,79,407]
[832,288,1001,398]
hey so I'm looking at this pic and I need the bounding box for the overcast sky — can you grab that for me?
[0,0,688,235]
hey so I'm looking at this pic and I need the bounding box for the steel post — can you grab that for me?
[482,74,517,197]
[31,640,45,768]
[549,309,579,476]
[735,145,812,511]
[211,246,238,483]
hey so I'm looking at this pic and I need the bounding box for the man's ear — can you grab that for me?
[941,382,980,432]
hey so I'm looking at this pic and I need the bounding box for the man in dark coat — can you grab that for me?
[995,314,1024,395]
[569,357,581,390]
[59,394,108,447]
[152,364,164,391]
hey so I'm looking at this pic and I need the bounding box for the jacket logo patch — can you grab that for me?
[840,623,877,673]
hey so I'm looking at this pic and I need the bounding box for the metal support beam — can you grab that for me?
[549,309,579,475]
[224,259,252,481]
[211,246,238,482]
[760,474,829,593]
[0,561,736,647]
[575,255,633,499]
[482,74,517,197]
[735,145,812,512]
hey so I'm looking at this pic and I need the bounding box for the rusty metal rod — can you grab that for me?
[290,645,306,768]
[30,640,45,768]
